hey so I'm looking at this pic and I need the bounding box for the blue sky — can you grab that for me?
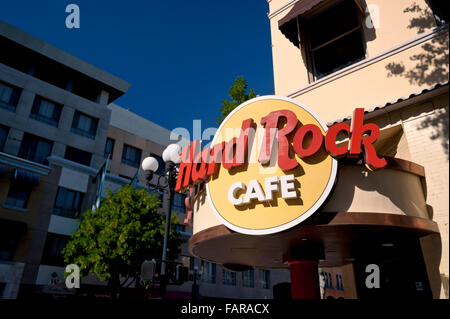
[0,0,274,135]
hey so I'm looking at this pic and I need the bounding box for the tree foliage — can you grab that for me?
[217,76,257,125]
[62,185,184,297]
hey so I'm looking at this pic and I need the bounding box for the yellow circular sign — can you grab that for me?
[206,96,337,235]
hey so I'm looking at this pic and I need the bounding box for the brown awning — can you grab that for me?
[277,0,364,47]
[278,0,326,28]
[278,0,364,28]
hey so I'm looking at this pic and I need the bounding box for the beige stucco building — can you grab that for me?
[188,0,448,299]
[268,0,448,298]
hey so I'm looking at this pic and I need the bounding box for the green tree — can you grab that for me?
[62,185,184,299]
[217,76,257,125]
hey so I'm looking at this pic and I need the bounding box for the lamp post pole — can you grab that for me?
[159,161,177,298]
[190,266,202,300]
[160,186,172,277]
[141,144,181,299]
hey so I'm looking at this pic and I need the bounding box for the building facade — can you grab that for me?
[0,20,130,298]
[266,0,448,298]
[0,20,289,299]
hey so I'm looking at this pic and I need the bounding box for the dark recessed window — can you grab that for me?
[328,273,334,289]
[0,237,17,261]
[53,187,84,219]
[18,133,53,165]
[121,145,142,168]
[175,224,186,233]
[201,261,216,284]
[5,182,31,209]
[64,146,92,166]
[302,0,366,80]
[41,233,70,267]
[242,269,254,288]
[259,270,271,289]
[171,193,186,214]
[30,96,62,127]
[428,0,449,25]
[152,154,165,175]
[104,138,115,158]
[0,81,21,112]
[222,269,236,286]
[0,283,5,298]
[71,111,98,139]
[0,125,9,152]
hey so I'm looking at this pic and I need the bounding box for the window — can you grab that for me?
[5,182,31,209]
[18,133,53,165]
[222,269,236,286]
[0,125,8,152]
[64,146,92,166]
[242,269,254,288]
[0,237,17,261]
[121,145,142,168]
[428,0,449,25]
[0,81,21,111]
[151,154,165,175]
[71,111,98,139]
[175,224,186,233]
[328,273,334,289]
[302,0,366,80]
[30,96,62,127]
[0,283,5,298]
[201,261,216,284]
[171,193,186,213]
[53,187,84,219]
[41,233,70,267]
[259,269,271,289]
[104,138,115,158]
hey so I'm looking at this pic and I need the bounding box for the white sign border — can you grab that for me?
[205,95,338,236]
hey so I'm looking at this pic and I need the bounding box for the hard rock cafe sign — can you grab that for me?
[178,96,386,235]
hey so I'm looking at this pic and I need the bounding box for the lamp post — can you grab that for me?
[190,265,202,300]
[141,144,181,298]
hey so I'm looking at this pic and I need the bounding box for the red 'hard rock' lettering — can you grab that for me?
[175,108,386,191]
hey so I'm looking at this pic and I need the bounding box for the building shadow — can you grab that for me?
[384,2,449,158]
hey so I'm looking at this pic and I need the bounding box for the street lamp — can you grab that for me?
[190,265,203,300]
[141,143,181,298]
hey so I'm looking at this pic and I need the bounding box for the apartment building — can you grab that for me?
[0,19,131,298]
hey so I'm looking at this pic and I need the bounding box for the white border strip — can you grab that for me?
[268,0,301,19]
[205,95,338,236]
